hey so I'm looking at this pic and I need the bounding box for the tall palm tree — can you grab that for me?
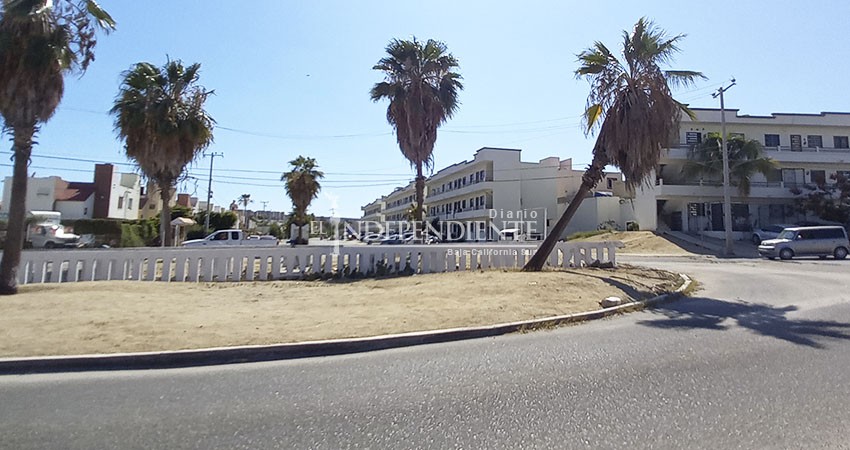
[111,60,215,247]
[0,0,114,294]
[370,38,462,231]
[238,193,252,229]
[683,132,777,196]
[281,156,323,244]
[525,18,704,271]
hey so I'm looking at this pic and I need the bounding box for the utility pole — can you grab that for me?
[204,152,224,232]
[713,79,736,256]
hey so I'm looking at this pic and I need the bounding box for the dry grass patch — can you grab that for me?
[0,266,680,357]
[573,231,694,255]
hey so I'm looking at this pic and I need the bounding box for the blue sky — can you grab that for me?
[3,0,850,218]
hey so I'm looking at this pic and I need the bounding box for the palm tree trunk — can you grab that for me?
[159,185,173,247]
[296,209,304,244]
[415,163,425,236]
[523,152,608,271]
[0,125,35,294]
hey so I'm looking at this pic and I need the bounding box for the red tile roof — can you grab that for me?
[54,181,96,202]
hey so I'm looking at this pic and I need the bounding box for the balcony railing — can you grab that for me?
[673,144,850,154]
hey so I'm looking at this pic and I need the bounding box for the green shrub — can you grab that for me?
[193,211,237,231]
[72,219,123,235]
[120,223,145,247]
[268,222,285,239]
[626,221,640,231]
[186,224,208,240]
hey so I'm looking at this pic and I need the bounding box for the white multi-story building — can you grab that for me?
[645,108,850,237]
[361,198,386,223]
[361,147,630,240]
[381,182,416,223]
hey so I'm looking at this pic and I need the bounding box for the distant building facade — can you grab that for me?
[1,164,141,220]
[643,108,850,238]
[361,147,632,240]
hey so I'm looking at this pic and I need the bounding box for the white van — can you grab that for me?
[757,226,849,260]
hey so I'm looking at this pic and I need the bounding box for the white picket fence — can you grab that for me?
[11,241,623,285]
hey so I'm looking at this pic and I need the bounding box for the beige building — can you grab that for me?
[643,108,850,238]
[361,147,633,240]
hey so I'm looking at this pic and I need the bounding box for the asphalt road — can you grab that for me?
[2,256,850,449]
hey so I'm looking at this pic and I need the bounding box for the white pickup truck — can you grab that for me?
[181,229,279,248]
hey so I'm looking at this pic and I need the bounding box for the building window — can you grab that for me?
[834,136,849,149]
[117,196,124,209]
[807,135,823,148]
[685,131,702,145]
[811,170,826,186]
[764,134,780,147]
[607,178,614,189]
[782,168,805,187]
[127,198,133,209]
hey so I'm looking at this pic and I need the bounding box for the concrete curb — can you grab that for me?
[0,274,692,375]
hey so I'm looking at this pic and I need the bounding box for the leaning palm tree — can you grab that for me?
[238,193,252,229]
[111,60,215,247]
[281,156,324,244]
[0,0,115,294]
[370,38,463,231]
[524,18,704,271]
[683,132,777,196]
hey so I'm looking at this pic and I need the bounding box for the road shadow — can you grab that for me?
[639,296,850,348]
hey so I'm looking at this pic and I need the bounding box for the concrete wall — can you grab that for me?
[9,241,623,285]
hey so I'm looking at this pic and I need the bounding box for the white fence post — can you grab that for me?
[4,241,622,286]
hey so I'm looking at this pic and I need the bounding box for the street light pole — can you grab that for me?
[713,79,736,256]
[203,152,224,232]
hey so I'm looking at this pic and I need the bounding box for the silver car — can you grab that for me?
[751,223,795,245]
[758,226,849,260]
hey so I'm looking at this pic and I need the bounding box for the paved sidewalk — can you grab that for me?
[662,231,759,258]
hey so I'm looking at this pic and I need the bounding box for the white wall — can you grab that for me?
[106,172,141,220]
[1,176,59,215]
[55,197,94,220]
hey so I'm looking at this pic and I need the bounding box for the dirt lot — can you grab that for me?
[0,266,680,357]
[574,231,695,255]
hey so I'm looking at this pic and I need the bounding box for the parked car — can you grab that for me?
[379,234,404,245]
[751,224,795,245]
[405,233,441,244]
[181,229,279,247]
[362,233,383,245]
[758,226,850,260]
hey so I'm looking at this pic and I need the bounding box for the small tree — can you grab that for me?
[683,133,777,196]
[794,173,850,226]
[238,193,252,229]
[282,156,323,244]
